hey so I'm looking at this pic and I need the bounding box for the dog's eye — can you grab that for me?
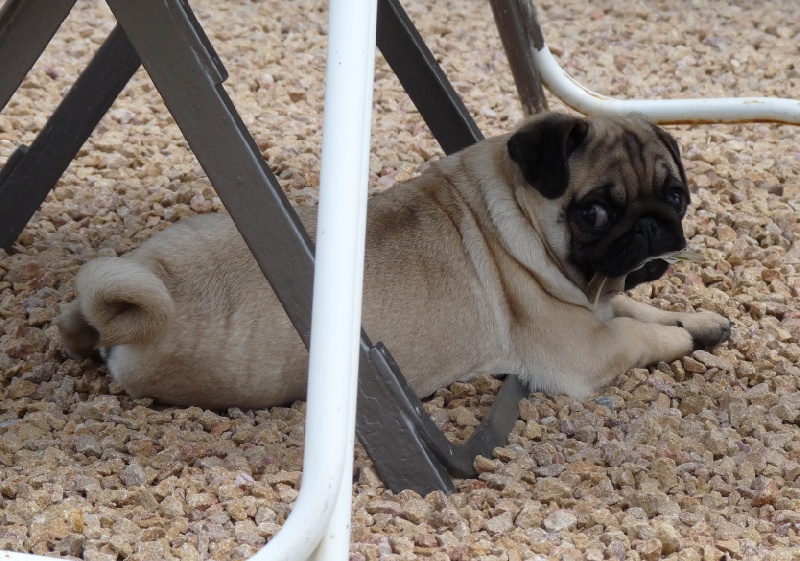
[666,189,687,216]
[579,203,610,229]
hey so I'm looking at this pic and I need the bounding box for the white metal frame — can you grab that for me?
[250,0,376,559]
[4,8,800,561]
[533,43,800,124]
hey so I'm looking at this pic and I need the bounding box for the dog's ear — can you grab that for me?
[507,113,590,199]
[648,121,688,189]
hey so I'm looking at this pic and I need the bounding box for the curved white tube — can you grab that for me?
[250,0,377,560]
[533,44,800,125]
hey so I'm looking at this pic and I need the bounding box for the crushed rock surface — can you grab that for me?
[1,0,800,559]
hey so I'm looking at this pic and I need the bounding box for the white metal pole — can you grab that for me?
[309,1,377,560]
[250,0,377,560]
[532,44,800,124]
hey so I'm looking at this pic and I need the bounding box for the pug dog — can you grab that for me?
[57,112,731,409]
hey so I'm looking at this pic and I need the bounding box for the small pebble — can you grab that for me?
[595,396,616,410]
[121,463,147,487]
[543,510,578,533]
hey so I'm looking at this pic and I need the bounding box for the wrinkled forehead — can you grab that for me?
[570,118,685,200]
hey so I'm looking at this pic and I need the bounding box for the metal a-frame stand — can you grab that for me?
[0,0,532,494]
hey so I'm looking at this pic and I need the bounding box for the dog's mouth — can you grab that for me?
[588,252,673,287]
[622,258,671,290]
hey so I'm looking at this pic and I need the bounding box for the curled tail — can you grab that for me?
[57,258,175,357]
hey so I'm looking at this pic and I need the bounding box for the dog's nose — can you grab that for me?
[635,216,659,239]
[634,214,685,255]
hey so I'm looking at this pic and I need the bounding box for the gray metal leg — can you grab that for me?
[377,0,483,154]
[0,0,77,110]
[105,0,317,343]
[361,345,529,482]
[0,25,141,250]
[488,0,549,115]
[105,0,527,495]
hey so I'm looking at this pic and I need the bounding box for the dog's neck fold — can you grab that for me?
[456,138,595,311]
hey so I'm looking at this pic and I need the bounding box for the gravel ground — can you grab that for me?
[1,0,800,560]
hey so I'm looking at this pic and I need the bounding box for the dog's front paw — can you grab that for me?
[676,311,732,351]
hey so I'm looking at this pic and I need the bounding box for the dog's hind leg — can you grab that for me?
[55,301,101,359]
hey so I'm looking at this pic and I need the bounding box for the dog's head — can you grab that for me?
[507,112,689,291]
